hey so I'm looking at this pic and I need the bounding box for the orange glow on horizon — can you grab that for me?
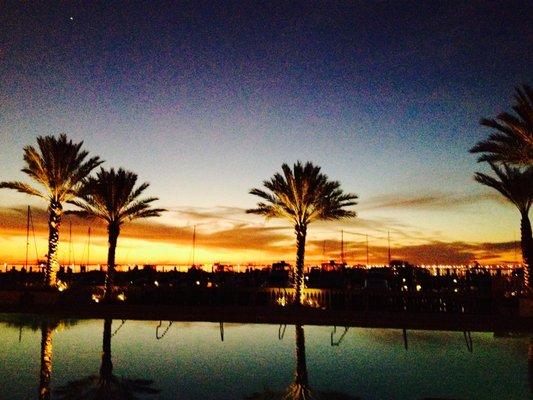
[0,231,522,267]
[0,205,523,267]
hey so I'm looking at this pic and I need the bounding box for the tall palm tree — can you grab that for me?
[55,318,160,399]
[247,161,357,305]
[471,84,533,165]
[70,168,165,299]
[0,134,102,287]
[474,163,533,290]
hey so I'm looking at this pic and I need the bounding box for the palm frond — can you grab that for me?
[55,375,159,399]
[471,84,533,165]
[126,182,149,204]
[0,181,45,198]
[72,168,165,226]
[126,207,166,221]
[248,161,357,227]
[64,207,96,220]
[474,163,533,213]
[5,134,102,204]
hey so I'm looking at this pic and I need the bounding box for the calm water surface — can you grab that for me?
[0,314,530,399]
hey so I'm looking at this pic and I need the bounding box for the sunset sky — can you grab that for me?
[1,1,531,266]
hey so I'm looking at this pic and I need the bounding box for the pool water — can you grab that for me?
[0,315,530,399]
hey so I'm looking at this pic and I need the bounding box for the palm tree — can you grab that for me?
[474,163,533,290]
[70,168,165,299]
[0,134,102,287]
[247,161,357,305]
[471,84,533,165]
[55,318,160,399]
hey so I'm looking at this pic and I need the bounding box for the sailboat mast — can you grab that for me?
[366,234,369,265]
[87,227,91,268]
[387,230,391,265]
[68,219,72,267]
[341,230,344,264]
[192,225,196,267]
[25,206,30,269]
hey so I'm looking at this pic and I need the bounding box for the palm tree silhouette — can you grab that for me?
[471,84,533,165]
[55,318,160,399]
[70,168,165,299]
[474,163,533,290]
[0,134,102,286]
[246,325,359,400]
[247,161,357,305]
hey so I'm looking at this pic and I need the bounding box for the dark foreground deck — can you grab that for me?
[2,303,533,333]
[2,277,533,332]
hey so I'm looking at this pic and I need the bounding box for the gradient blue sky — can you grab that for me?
[0,1,531,265]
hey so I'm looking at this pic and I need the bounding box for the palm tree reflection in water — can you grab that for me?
[55,318,159,399]
[0,316,73,400]
[39,321,55,400]
[529,338,533,398]
[247,324,359,400]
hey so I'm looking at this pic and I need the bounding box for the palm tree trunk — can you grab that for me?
[104,223,120,300]
[100,318,113,381]
[294,224,307,306]
[38,322,54,400]
[521,212,533,293]
[45,201,62,287]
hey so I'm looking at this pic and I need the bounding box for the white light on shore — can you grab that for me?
[57,280,68,292]
[276,296,287,307]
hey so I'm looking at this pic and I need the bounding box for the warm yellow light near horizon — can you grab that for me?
[0,234,285,266]
[0,229,520,267]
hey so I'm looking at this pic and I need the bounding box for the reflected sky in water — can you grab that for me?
[0,315,529,399]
